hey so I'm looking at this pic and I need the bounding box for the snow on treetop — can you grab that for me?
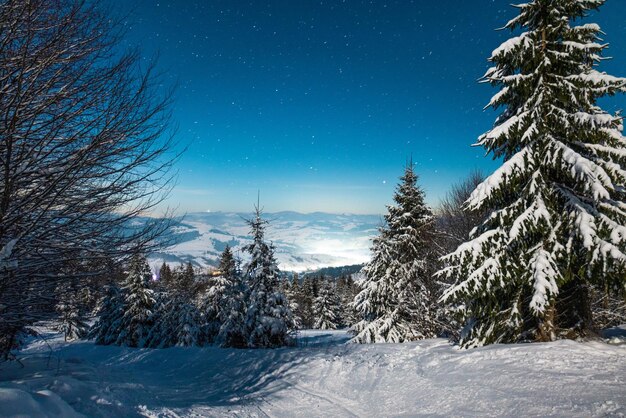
[491,32,532,59]
[573,23,601,32]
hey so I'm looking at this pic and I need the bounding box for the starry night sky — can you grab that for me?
[115,0,626,214]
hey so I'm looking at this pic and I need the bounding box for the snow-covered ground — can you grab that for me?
[1,328,625,417]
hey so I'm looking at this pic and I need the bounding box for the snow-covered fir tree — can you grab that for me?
[172,262,196,297]
[144,292,177,348]
[56,296,88,341]
[54,280,89,341]
[313,280,341,330]
[282,276,303,329]
[299,275,319,328]
[201,246,237,343]
[243,206,294,348]
[336,275,359,327]
[214,247,248,348]
[158,262,174,290]
[89,285,125,345]
[216,282,248,348]
[116,255,156,347]
[439,0,626,347]
[174,301,205,347]
[352,163,438,343]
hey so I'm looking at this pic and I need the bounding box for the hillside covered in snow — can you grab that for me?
[148,211,380,272]
[1,327,625,417]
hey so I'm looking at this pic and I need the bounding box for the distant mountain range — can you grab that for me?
[148,211,382,272]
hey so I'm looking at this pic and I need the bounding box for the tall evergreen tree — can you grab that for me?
[55,279,89,341]
[158,262,174,290]
[243,206,294,347]
[89,285,125,345]
[313,280,342,330]
[174,301,205,347]
[439,0,626,347]
[283,275,303,329]
[336,275,359,327]
[216,252,248,348]
[352,163,438,343]
[202,246,237,343]
[173,262,196,297]
[56,293,89,341]
[300,275,318,328]
[144,292,177,348]
[116,255,156,347]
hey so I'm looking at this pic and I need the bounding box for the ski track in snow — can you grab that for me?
[0,328,625,417]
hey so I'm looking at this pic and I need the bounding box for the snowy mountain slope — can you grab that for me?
[1,328,625,417]
[149,211,381,272]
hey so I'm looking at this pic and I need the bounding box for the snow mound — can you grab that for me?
[0,388,82,418]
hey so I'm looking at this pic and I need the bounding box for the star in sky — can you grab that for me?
[115,0,626,214]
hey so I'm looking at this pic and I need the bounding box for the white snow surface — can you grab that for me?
[1,327,625,417]
[149,212,380,272]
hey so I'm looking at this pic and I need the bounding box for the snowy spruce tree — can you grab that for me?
[313,280,341,330]
[172,262,196,297]
[439,0,626,347]
[352,164,438,343]
[243,206,294,348]
[56,295,88,341]
[174,301,205,347]
[216,268,248,348]
[55,280,89,341]
[336,275,359,327]
[299,275,319,328]
[282,276,303,329]
[158,262,174,290]
[90,285,125,345]
[144,292,175,348]
[201,245,238,343]
[116,255,156,347]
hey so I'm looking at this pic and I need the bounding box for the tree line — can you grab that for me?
[50,158,626,351]
[88,208,294,348]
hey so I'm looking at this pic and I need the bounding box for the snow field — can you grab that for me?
[1,328,625,417]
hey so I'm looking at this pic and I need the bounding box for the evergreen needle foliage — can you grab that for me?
[313,281,342,330]
[243,206,295,348]
[352,163,438,343]
[438,0,626,347]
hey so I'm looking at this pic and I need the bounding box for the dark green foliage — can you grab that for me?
[243,207,295,348]
[89,285,125,346]
[439,0,626,347]
[352,164,439,343]
[115,255,156,347]
[313,281,342,330]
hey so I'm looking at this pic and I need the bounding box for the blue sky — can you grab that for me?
[118,0,626,214]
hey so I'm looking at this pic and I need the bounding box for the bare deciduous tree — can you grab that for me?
[431,171,486,337]
[434,170,485,257]
[0,0,178,358]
